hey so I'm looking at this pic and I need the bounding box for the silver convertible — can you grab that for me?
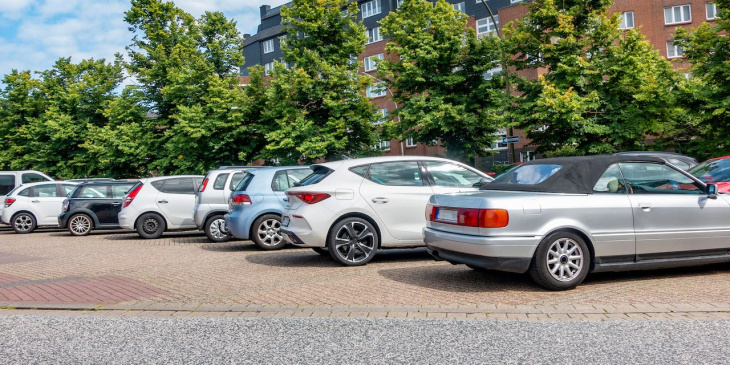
[423,155,729,290]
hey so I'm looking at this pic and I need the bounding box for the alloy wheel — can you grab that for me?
[208,218,227,240]
[256,218,282,247]
[333,221,376,264]
[69,215,92,235]
[14,215,33,233]
[546,238,584,282]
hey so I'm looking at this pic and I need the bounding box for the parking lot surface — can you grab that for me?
[1,228,729,320]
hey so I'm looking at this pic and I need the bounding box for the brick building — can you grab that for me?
[240,0,720,168]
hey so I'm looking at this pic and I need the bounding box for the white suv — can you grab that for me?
[118,175,204,239]
[1,181,77,233]
[280,156,492,266]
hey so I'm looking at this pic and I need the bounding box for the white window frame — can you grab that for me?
[405,137,416,147]
[619,11,635,29]
[361,0,382,19]
[483,66,502,80]
[366,27,382,44]
[453,2,465,13]
[476,16,499,37]
[364,54,384,72]
[377,139,391,151]
[262,39,274,54]
[264,62,274,75]
[366,83,387,98]
[706,2,718,20]
[664,4,692,25]
[666,41,684,59]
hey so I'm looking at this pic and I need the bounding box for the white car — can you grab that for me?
[0,170,54,218]
[1,181,77,233]
[280,156,493,266]
[118,175,204,239]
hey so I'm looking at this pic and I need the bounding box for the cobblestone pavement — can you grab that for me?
[1,228,729,320]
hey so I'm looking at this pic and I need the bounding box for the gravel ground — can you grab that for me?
[1,314,729,364]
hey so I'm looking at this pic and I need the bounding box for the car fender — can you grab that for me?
[202,210,229,226]
[134,210,170,229]
[535,218,597,258]
[248,208,285,232]
[326,206,395,246]
[66,208,100,227]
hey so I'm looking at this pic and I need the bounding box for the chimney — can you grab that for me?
[260,5,271,19]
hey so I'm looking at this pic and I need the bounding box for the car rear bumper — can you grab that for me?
[423,227,540,273]
[118,208,137,230]
[58,212,70,228]
[280,213,325,248]
[224,210,253,240]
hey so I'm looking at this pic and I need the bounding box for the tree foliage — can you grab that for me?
[260,0,377,164]
[378,0,506,162]
[505,0,681,155]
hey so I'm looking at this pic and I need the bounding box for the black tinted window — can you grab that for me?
[298,167,332,186]
[350,165,369,177]
[213,173,229,190]
[233,173,255,192]
[159,178,196,194]
[22,173,49,184]
[151,180,165,191]
[0,174,15,195]
[368,161,425,186]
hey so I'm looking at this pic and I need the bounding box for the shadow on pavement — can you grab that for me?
[378,265,539,293]
[47,229,137,237]
[200,241,259,252]
[244,250,341,268]
[583,263,728,285]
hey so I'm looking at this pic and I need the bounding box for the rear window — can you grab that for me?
[492,164,562,185]
[0,174,15,195]
[297,166,332,186]
[213,173,229,190]
[230,172,247,190]
[233,172,255,192]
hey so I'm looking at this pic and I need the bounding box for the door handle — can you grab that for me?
[372,197,389,204]
[158,200,169,204]
[283,198,288,202]
[31,200,40,203]
[112,202,121,206]
[639,202,652,211]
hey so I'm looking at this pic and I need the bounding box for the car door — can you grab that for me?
[358,161,435,242]
[619,162,730,259]
[77,185,114,224]
[423,160,487,194]
[107,184,134,224]
[155,177,197,228]
[29,183,64,225]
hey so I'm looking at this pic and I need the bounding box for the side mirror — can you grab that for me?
[473,177,492,188]
[707,184,718,199]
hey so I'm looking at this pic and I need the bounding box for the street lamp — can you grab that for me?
[479,0,517,164]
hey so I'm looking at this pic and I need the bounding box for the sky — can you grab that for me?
[0,0,290,81]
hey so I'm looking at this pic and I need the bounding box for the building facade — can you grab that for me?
[241,0,720,168]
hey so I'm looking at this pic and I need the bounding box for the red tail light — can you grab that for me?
[123,184,143,208]
[200,177,209,192]
[286,191,331,204]
[231,194,252,205]
[427,206,509,228]
[4,198,15,208]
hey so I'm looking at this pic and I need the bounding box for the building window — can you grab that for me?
[397,0,403,7]
[376,140,391,151]
[364,54,384,72]
[667,41,684,58]
[406,137,416,147]
[520,151,535,162]
[362,0,381,18]
[483,66,502,80]
[263,39,274,54]
[264,62,274,75]
[664,4,691,24]
[372,109,389,125]
[707,2,718,20]
[510,0,524,3]
[453,2,465,13]
[476,16,499,37]
[367,83,387,98]
[619,11,634,29]
[366,27,382,44]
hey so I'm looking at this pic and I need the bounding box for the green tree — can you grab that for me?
[261,0,377,163]
[505,0,680,155]
[671,0,730,159]
[123,0,248,173]
[378,0,506,162]
[0,70,42,170]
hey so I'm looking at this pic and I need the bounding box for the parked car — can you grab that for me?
[280,156,493,265]
[224,166,313,249]
[0,170,54,218]
[65,178,116,183]
[58,181,137,236]
[194,166,260,242]
[615,151,698,170]
[688,155,730,193]
[118,175,204,239]
[423,155,729,291]
[1,181,78,233]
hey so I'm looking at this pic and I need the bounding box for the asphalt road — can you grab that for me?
[1,314,728,364]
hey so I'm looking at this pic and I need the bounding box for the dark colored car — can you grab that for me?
[614,151,698,171]
[689,155,730,193]
[58,181,137,236]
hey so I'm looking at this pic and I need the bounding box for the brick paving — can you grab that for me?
[0,228,729,320]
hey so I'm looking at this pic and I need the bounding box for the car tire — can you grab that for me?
[68,214,93,236]
[204,215,230,243]
[251,214,285,250]
[529,231,590,291]
[136,213,166,239]
[328,217,378,266]
[312,247,329,256]
[12,213,36,234]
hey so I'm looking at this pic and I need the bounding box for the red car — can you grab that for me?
[689,155,730,193]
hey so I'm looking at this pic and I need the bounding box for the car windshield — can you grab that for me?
[689,158,730,183]
[492,164,562,185]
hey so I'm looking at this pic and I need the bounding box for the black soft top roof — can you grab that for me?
[483,155,666,194]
